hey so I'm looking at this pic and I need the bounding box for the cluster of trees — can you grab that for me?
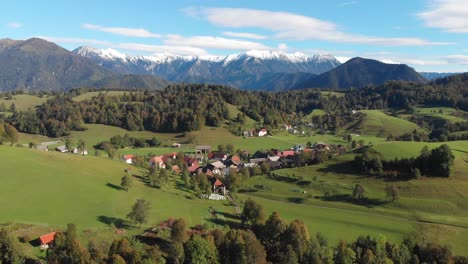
[96,134,161,150]
[354,145,455,179]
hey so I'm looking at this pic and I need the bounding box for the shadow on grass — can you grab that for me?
[319,194,388,208]
[317,160,360,175]
[97,216,131,229]
[453,148,468,154]
[269,174,298,183]
[238,188,258,193]
[216,211,241,220]
[206,218,243,229]
[106,183,122,191]
[288,197,306,204]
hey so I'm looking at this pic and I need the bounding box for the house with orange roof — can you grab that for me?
[212,178,226,195]
[39,232,57,250]
[149,156,166,169]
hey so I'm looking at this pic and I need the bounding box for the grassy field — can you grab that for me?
[238,141,468,254]
[72,91,129,102]
[0,145,235,229]
[342,110,423,137]
[413,106,467,123]
[0,94,51,111]
[1,131,468,255]
[67,124,185,151]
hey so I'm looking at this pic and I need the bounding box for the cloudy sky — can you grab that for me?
[2,0,468,72]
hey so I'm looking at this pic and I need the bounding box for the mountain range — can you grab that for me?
[0,37,455,92]
[73,47,340,91]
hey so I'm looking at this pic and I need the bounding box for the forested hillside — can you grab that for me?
[1,74,467,138]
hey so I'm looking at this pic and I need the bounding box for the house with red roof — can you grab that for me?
[39,232,57,250]
[149,156,166,169]
[212,178,226,195]
[122,154,135,164]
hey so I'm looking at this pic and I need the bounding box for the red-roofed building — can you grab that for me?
[212,179,226,195]
[230,155,241,165]
[149,156,166,169]
[280,150,296,157]
[122,154,135,164]
[39,232,57,249]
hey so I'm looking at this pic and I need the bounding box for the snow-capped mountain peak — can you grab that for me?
[74,46,128,61]
[73,47,342,90]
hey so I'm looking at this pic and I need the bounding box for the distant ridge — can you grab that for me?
[294,57,427,89]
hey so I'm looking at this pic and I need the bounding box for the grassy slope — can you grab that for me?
[239,141,468,254]
[0,94,51,111]
[0,146,235,229]
[343,110,422,137]
[414,106,467,124]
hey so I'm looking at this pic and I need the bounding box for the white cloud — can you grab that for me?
[419,0,468,33]
[222,31,267,40]
[117,43,208,56]
[82,24,161,38]
[339,1,358,7]
[443,55,468,64]
[163,35,270,50]
[36,36,113,46]
[6,22,23,29]
[189,7,453,46]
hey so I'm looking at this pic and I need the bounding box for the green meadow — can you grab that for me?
[343,110,423,137]
[0,94,51,112]
[0,145,235,229]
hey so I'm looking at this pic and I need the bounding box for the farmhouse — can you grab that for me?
[212,178,226,195]
[258,128,268,137]
[149,156,166,169]
[122,154,135,164]
[39,232,57,250]
[171,143,181,148]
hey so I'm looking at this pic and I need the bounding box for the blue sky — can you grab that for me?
[2,0,468,72]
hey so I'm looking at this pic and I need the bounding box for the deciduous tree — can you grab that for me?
[127,199,150,228]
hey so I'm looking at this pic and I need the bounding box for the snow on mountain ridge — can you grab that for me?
[74,46,340,65]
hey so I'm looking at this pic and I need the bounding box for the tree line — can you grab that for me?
[354,144,455,179]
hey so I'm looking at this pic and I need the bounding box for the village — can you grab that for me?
[119,128,346,201]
